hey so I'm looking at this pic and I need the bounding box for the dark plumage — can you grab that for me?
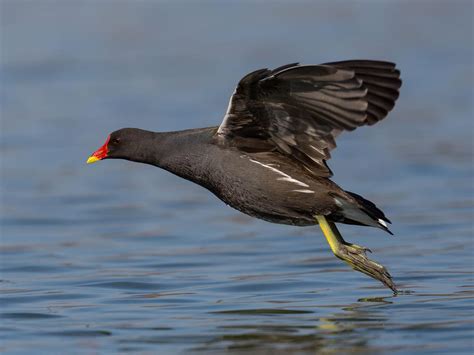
[87,60,402,292]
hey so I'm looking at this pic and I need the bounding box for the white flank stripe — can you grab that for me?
[292,189,314,194]
[249,159,309,187]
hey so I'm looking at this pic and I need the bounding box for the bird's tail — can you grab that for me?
[331,191,393,235]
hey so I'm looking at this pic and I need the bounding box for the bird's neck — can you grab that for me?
[130,127,217,182]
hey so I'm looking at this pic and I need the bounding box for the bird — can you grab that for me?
[87,60,402,292]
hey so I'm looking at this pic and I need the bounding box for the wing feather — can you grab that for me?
[216,60,402,176]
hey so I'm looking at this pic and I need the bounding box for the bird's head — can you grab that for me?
[86,128,152,164]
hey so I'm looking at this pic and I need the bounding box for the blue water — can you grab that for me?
[1,1,473,353]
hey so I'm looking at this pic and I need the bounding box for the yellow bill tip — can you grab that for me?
[86,156,100,164]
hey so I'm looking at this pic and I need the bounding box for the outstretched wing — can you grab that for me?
[216,60,401,177]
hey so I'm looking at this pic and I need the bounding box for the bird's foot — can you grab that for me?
[316,215,397,293]
[346,243,372,254]
[334,242,397,293]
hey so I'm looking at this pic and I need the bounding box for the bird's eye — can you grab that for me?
[111,138,120,144]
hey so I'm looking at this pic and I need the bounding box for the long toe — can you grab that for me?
[347,243,372,253]
[335,244,397,293]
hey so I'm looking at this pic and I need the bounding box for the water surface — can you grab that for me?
[1,1,473,354]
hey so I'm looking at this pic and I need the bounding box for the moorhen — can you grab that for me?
[87,60,402,292]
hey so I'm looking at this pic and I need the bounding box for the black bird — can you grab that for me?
[87,60,402,292]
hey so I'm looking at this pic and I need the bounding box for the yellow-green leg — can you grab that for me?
[316,215,397,293]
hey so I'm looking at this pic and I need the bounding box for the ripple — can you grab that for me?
[80,281,164,291]
[48,330,112,337]
[1,313,63,320]
[212,309,313,315]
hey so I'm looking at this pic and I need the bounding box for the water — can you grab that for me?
[1,1,473,353]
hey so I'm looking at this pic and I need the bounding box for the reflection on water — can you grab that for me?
[1,1,473,354]
[201,303,393,353]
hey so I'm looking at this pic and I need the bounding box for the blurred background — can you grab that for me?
[1,1,473,353]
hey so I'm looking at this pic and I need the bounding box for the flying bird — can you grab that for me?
[87,60,402,292]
